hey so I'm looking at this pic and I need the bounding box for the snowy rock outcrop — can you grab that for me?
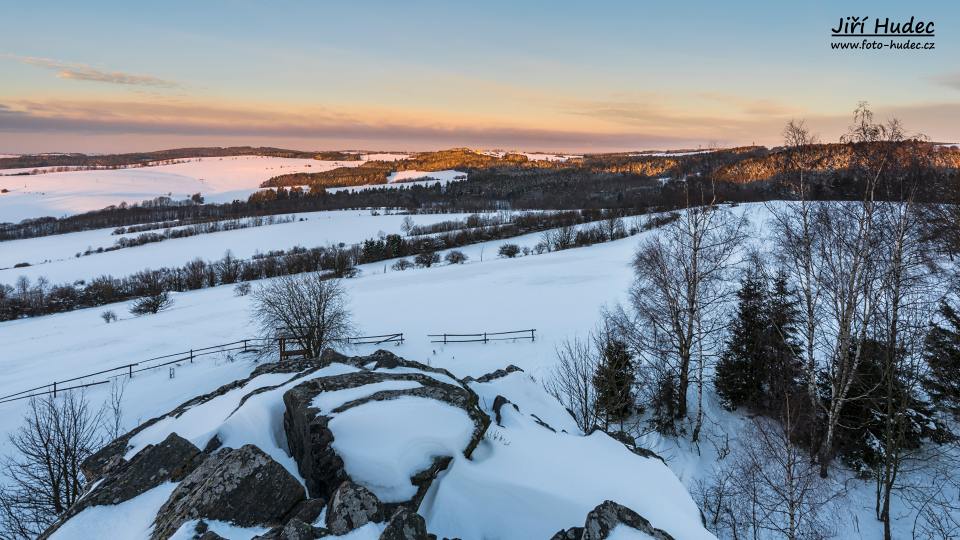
[551,500,676,540]
[150,444,305,539]
[324,481,385,534]
[39,433,204,540]
[282,351,488,510]
[42,350,714,540]
[380,508,431,540]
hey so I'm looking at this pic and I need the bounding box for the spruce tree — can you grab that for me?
[594,338,635,426]
[762,271,803,411]
[715,268,768,410]
[715,268,801,412]
[923,300,960,419]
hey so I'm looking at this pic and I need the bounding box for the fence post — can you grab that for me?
[129,364,133,378]
[483,332,488,344]
[190,349,194,363]
[52,381,56,398]
[531,329,536,342]
[243,339,248,353]
[443,334,447,344]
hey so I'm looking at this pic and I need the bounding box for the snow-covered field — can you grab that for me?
[0,210,487,285]
[0,155,407,223]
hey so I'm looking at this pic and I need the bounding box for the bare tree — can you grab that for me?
[545,336,600,432]
[252,273,356,359]
[699,402,840,540]
[767,119,824,452]
[105,377,128,441]
[614,186,745,441]
[770,107,919,476]
[0,391,102,539]
[401,216,415,235]
[869,154,943,539]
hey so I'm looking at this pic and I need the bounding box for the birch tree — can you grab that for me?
[618,183,745,441]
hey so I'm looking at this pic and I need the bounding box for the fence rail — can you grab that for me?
[428,329,536,344]
[0,327,529,406]
[0,330,407,406]
[0,338,272,406]
[349,333,404,345]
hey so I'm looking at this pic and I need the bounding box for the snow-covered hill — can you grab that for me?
[0,210,488,284]
[0,155,406,223]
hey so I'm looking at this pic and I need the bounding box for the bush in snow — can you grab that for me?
[129,291,173,315]
[233,282,252,297]
[252,273,355,359]
[100,310,117,323]
[498,244,520,258]
[391,259,414,271]
[414,251,440,268]
[444,250,468,265]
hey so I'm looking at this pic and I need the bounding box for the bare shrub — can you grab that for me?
[414,251,440,268]
[129,291,172,315]
[391,259,414,271]
[498,244,520,258]
[545,336,600,432]
[100,310,117,324]
[233,282,252,296]
[0,391,102,539]
[252,273,355,359]
[444,250,468,264]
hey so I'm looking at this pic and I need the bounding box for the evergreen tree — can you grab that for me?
[715,268,768,410]
[763,271,803,410]
[715,268,802,412]
[829,339,944,472]
[593,338,635,426]
[923,300,960,419]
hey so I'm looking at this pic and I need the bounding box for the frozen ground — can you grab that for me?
[0,155,408,223]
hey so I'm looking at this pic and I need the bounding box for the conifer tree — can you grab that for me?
[923,300,960,419]
[715,268,768,410]
[593,338,635,426]
[715,268,801,412]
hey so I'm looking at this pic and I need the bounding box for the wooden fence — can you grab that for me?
[428,329,536,344]
[0,338,269,405]
[0,327,530,406]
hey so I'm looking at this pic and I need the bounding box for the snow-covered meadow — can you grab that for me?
[0,154,408,223]
[0,210,488,284]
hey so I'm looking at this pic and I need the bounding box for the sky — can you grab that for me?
[1,0,958,153]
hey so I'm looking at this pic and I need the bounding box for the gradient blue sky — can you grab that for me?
[1,0,958,153]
